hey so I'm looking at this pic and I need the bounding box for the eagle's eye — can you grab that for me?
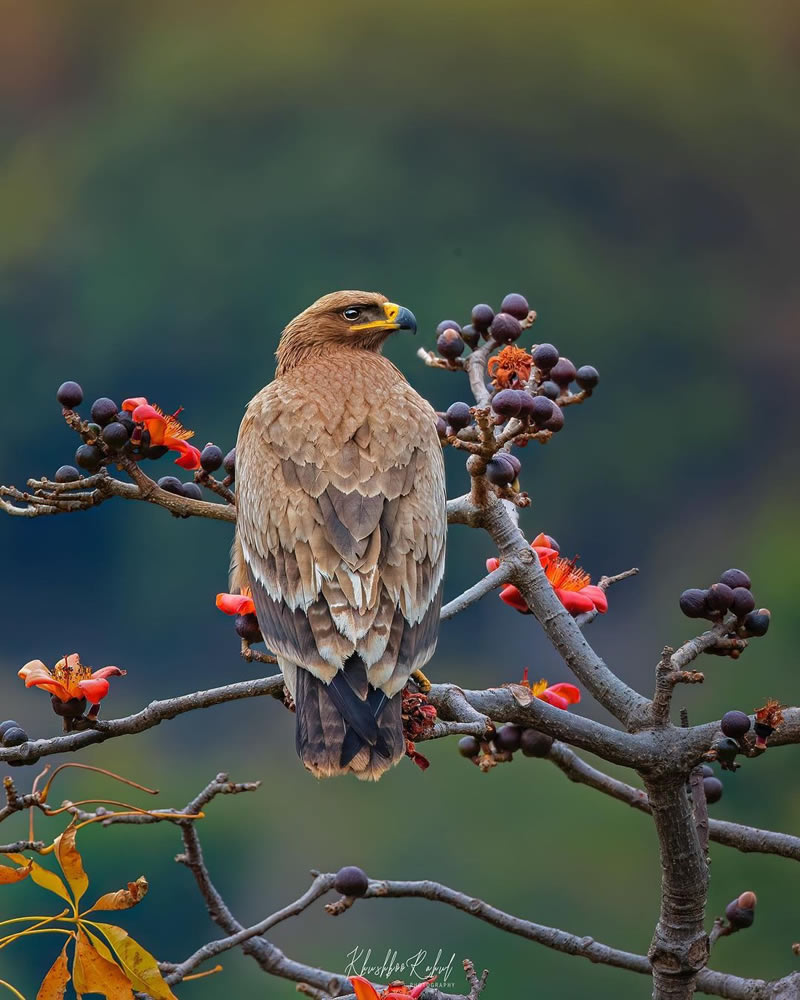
[343,307,361,321]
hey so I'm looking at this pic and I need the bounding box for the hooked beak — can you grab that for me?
[351,302,417,335]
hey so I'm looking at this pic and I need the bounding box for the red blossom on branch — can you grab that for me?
[351,974,436,1000]
[121,396,202,469]
[18,653,125,706]
[216,591,256,616]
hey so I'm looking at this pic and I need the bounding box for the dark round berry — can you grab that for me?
[532,343,560,371]
[721,711,751,740]
[520,729,554,758]
[530,395,555,425]
[101,422,130,450]
[235,613,263,643]
[719,568,751,590]
[50,695,87,719]
[334,865,369,898]
[460,324,480,349]
[549,357,577,387]
[458,735,481,758]
[491,389,523,418]
[54,465,81,484]
[200,444,224,473]
[75,444,103,472]
[1,726,29,747]
[446,402,472,431]
[436,319,462,336]
[144,445,169,460]
[494,724,523,753]
[504,453,521,476]
[500,293,530,320]
[471,303,495,332]
[435,416,447,438]
[703,776,723,804]
[489,313,522,344]
[116,413,135,435]
[516,392,536,421]
[679,589,709,619]
[706,583,735,613]
[223,448,236,477]
[575,365,599,390]
[725,899,754,928]
[436,329,465,360]
[90,397,119,427]
[713,737,740,764]
[731,587,755,617]
[539,380,561,400]
[56,381,84,408]
[157,476,185,496]
[181,482,203,501]
[701,763,715,777]
[742,609,770,637]
[486,455,517,487]
[0,721,21,738]
[543,404,564,432]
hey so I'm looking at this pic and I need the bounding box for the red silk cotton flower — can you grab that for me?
[121,396,202,470]
[19,654,125,706]
[487,532,608,617]
[216,591,256,616]
[351,976,436,1000]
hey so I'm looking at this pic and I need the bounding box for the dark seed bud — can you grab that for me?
[706,583,735,613]
[491,389,523,418]
[543,404,564,432]
[731,587,755,617]
[737,891,757,911]
[200,444,224,473]
[486,455,516,487]
[721,711,751,740]
[500,292,530,320]
[742,609,770,637]
[530,395,555,425]
[437,329,465,359]
[539,380,561,400]
[235,613,263,643]
[575,365,599,390]
[436,320,462,336]
[1,726,28,747]
[460,323,480,349]
[504,453,521,476]
[54,465,81,484]
[700,764,715,777]
[50,695,87,719]
[458,735,481,758]
[0,721,21,738]
[157,476,185,496]
[725,899,755,929]
[223,448,236,478]
[75,444,103,471]
[516,392,536,422]
[549,357,577,387]
[334,865,369,897]
[144,445,169,460]
[532,343,560,372]
[435,416,448,438]
[56,381,84,408]
[181,482,203,501]
[101,421,130,450]
[446,402,472,431]
[471,303,495,333]
[90,397,119,427]
[713,737,740,764]
[494,724,523,753]
[116,413,135,435]
[719,568,751,590]
[489,312,522,344]
[679,588,709,619]
[520,728,554,758]
[703,776,723,803]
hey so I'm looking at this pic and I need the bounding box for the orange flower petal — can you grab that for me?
[499,584,530,614]
[485,556,500,572]
[216,593,256,616]
[172,442,202,470]
[545,682,581,705]
[537,688,570,710]
[533,545,559,569]
[581,585,608,613]
[556,588,595,615]
[78,677,110,704]
[350,977,381,1000]
[91,666,126,681]
[122,396,149,412]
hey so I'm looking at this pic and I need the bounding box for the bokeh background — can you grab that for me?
[2,1,799,996]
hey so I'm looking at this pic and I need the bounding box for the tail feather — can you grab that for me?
[294,659,404,780]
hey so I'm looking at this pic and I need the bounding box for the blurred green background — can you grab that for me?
[2,0,799,995]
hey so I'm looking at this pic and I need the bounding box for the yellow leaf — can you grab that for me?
[53,827,88,906]
[36,936,72,1000]
[90,923,176,1000]
[0,860,31,884]
[6,855,71,904]
[86,877,148,913]
[72,929,133,1000]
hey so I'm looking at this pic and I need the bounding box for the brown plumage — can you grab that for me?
[233,291,446,779]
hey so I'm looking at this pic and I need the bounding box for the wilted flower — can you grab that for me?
[19,654,125,707]
[487,533,607,616]
[753,699,784,748]
[351,975,436,1000]
[121,396,202,469]
[488,344,533,389]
